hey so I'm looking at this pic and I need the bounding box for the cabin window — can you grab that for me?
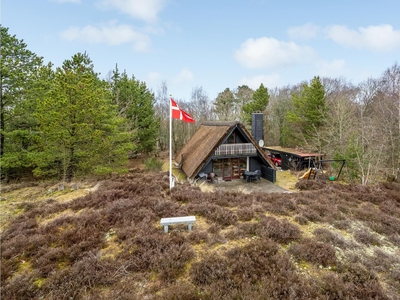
[227,132,236,144]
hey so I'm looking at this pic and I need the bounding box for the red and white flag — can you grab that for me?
[171,98,195,123]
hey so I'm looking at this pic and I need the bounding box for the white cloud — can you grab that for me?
[234,37,317,69]
[238,74,283,90]
[97,0,167,23]
[60,22,151,52]
[327,24,400,52]
[316,59,346,78]
[288,23,320,40]
[173,68,194,83]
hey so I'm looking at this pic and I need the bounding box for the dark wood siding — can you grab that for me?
[249,157,261,171]
[251,113,263,143]
[261,165,276,182]
[200,161,213,175]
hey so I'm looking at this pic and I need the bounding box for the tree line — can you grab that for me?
[1,26,399,184]
[1,26,158,182]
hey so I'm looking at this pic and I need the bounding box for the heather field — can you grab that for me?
[1,173,400,299]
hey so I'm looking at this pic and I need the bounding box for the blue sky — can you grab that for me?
[2,0,400,101]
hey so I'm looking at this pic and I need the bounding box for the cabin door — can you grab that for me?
[222,159,231,180]
[222,158,242,180]
[214,158,246,180]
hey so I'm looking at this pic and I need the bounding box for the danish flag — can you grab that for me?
[170,98,195,123]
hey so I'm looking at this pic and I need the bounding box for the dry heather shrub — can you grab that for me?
[379,200,400,218]
[206,233,227,246]
[226,239,293,283]
[294,214,308,225]
[143,197,183,218]
[188,203,237,226]
[191,238,298,296]
[195,239,318,299]
[335,262,388,299]
[288,238,337,267]
[119,229,195,282]
[316,270,386,300]
[295,179,325,190]
[332,219,352,230]
[210,192,231,207]
[3,216,39,240]
[356,210,400,237]
[40,255,119,299]
[317,272,352,299]
[313,227,353,249]
[171,185,203,203]
[58,224,104,250]
[187,230,209,244]
[33,247,68,276]
[158,281,200,300]
[250,272,319,300]
[157,242,195,282]
[207,223,221,234]
[295,206,322,223]
[355,202,384,222]
[1,234,31,260]
[391,268,400,283]
[257,216,301,244]
[354,229,382,246]
[225,222,258,240]
[190,255,230,286]
[236,207,254,221]
[306,197,346,224]
[385,190,400,204]
[362,192,390,205]
[1,270,40,300]
[388,233,400,247]
[84,273,151,300]
[363,248,400,273]
[292,193,311,205]
[380,181,400,192]
[256,193,296,216]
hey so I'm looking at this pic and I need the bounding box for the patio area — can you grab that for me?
[199,177,291,194]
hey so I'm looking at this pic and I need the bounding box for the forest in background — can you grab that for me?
[1,26,399,184]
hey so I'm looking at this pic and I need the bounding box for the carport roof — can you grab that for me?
[263,146,324,158]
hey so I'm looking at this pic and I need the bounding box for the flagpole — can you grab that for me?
[169,97,194,190]
[169,95,173,190]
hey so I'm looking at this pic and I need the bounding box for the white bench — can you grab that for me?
[160,216,196,233]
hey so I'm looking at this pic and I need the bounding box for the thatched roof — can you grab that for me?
[175,121,273,178]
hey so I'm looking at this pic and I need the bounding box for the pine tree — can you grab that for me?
[110,67,159,155]
[35,53,132,181]
[0,26,45,179]
[242,83,270,125]
[283,76,327,147]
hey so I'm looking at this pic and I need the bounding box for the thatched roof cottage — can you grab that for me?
[174,120,276,182]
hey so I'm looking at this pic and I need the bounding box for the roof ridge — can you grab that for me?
[201,121,240,126]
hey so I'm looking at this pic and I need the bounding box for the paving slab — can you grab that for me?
[207,178,291,194]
